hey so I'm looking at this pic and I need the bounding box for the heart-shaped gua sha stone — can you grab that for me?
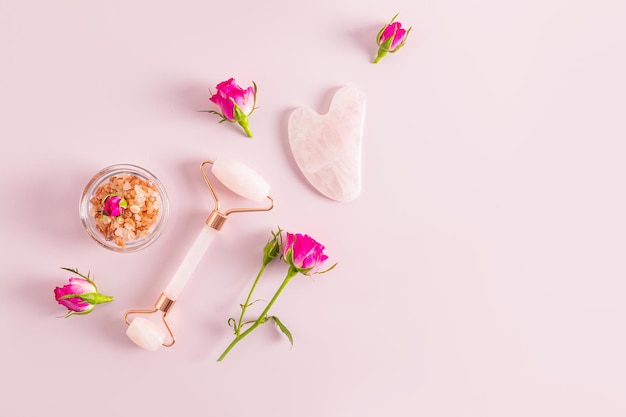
[288,86,366,202]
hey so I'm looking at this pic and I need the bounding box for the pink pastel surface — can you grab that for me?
[1,1,625,416]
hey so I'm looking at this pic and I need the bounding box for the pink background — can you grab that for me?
[1,0,625,415]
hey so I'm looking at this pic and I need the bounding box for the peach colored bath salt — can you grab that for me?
[89,174,161,247]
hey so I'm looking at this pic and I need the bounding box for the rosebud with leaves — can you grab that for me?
[374,13,412,64]
[218,228,336,361]
[200,78,257,138]
[54,267,113,318]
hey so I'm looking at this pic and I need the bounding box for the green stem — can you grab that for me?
[239,120,253,138]
[373,48,388,64]
[217,268,298,362]
[236,263,267,336]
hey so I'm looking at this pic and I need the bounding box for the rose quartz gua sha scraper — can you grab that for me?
[287,86,366,202]
[124,159,274,351]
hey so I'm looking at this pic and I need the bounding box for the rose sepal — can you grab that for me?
[60,267,97,287]
[233,105,253,138]
[58,292,114,305]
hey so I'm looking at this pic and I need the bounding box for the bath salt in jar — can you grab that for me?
[80,164,169,252]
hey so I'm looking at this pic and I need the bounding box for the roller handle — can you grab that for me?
[163,224,218,300]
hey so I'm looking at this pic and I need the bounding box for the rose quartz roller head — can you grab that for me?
[124,159,274,351]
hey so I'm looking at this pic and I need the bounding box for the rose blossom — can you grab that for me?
[374,13,412,63]
[282,232,330,275]
[54,268,113,317]
[203,78,257,138]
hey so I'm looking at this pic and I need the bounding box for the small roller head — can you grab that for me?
[126,317,166,351]
[211,159,271,202]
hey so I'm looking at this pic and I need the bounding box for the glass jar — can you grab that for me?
[79,164,169,252]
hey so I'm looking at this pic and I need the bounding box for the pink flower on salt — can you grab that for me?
[374,13,412,63]
[202,78,257,138]
[102,194,127,217]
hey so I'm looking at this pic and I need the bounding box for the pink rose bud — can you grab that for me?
[201,78,257,138]
[54,268,113,318]
[374,13,412,64]
[102,194,127,217]
[282,232,334,275]
[263,227,283,266]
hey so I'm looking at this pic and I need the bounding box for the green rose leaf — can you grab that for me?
[270,316,293,347]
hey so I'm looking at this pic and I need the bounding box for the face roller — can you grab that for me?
[124,159,274,351]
